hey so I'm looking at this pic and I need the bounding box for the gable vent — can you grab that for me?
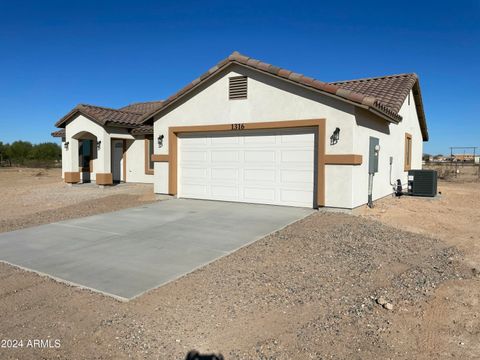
[229,76,248,99]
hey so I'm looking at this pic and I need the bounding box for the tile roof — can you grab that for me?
[331,73,428,140]
[130,125,153,135]
[51,129,65,138]
[53,51,428,140]
[330,73,418,114]
[55,104,144,128]
[118,101,164,115]
[140,51,409,124]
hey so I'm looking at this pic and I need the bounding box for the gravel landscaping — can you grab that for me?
[0,169,479,359]
[0,168,156,233]
[1,212,476,359]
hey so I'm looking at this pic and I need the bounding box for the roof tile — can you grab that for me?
[330,73,418,114]
[288,72,304,82]
[278,69,292,78]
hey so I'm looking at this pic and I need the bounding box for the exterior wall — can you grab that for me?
[61,141,67,179]
[125,136,154,183]
[153,64,356,206]
[351,91,424,208]
[63,115,154,184]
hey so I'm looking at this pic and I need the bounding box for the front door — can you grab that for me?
[79,139,93,183]
[112,140,124,183]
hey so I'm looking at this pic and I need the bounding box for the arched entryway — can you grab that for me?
[72,131,98,183]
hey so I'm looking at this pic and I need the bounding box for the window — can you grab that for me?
[145,135,154,175]
[404,133,412,171]
[229,76,247,99]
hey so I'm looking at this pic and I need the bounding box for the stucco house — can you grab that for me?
[52,51,428,209]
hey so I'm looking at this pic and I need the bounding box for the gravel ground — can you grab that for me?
[0,212,475,359]
[0,170,478,359]
[0,168,156,233]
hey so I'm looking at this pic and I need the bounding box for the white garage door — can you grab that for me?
[178,127,316,208]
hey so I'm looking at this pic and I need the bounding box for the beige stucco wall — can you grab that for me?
[125,136,154,183]
[153,64,357,207]
[351,91,424,208]
[61,141,67,179]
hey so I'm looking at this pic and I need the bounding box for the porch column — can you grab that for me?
[64,138,80,183]
[95,133,113,185]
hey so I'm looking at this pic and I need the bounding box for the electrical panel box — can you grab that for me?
[368,137,379,174]
[408,170,438,197]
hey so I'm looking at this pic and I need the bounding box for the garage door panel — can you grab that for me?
[280,132,315,144]
[181,137,208,146]
[178,128,315,208]
[244,135,276,145]
[244,169,276,182]
[182,183,208,197]
[211,136,239,145]
[243,187,276,202]
[182,167,208,179]
[280,149,314,162]
[280,169,314,184]
[182,151,207,162]
[211,150,239,162]
[211,168,239,180]
[211,185,238,199]
[244,150,276,162]
[280,189,313,204]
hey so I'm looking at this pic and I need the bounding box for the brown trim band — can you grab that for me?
[168,119,326,207]
[151,154,169,162]
[64,172,80,183]
[324,154,362,165]
[169,119,325,133]
[144,136,154,175]
[96,173,113,185]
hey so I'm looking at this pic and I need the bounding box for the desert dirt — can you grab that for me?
[0,167,157,233]
[0,169,479,359]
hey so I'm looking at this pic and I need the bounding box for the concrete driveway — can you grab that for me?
[0,199,312,300]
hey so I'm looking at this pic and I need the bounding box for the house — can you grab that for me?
[433,155,447,162]
[451,154,478,163]
[52,51,428,209]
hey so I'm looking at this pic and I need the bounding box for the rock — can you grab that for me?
[384,303,394,310]
[377,297,387,305]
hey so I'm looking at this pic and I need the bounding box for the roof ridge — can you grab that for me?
[331,73,417,84]
[119,100,164,108]
[79,103,143,116]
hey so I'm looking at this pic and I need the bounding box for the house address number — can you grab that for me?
[231,123,245,130]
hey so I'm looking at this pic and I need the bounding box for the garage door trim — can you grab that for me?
[168,119,326,207]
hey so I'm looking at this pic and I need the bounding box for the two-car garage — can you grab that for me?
[177,127,317,208]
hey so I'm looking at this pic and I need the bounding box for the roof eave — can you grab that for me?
[54,107,105,128]
[368,108,402,124]
[412,80,429,141]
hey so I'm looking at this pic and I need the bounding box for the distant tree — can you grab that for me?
[31,142,61,161]
[0,141,6,160]
[6,140,33,164]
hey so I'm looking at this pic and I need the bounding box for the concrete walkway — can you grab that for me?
[0,199,313,300]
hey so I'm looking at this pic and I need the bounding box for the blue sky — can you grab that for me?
[0,1,478,155]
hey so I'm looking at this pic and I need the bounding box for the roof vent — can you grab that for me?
[229,76,248,100]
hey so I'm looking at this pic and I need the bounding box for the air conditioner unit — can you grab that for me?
[407,170,438,197]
